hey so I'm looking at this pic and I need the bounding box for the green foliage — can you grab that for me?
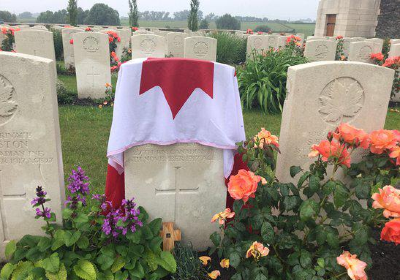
[37,10,67,24]
[129,0,139,27]
[56,80,76,105]
[209,32,246,65]
[1,28,15,52]
[85,4,121,26]
[216,14,241,30]
[51,28,64,61]
[238,48,308,114]
[210,126,392,279]
[171,243,207,280]
[188,0,200,31]
[254,25,271,33]
[67,0,78,26]
[0,10,17,22]
[199,19,209,29]
[382,38,391,59]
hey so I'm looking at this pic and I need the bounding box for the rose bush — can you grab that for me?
[209,124,399,280]
[0,167,176,280]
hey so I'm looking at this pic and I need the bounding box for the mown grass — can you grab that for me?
[58,72,400,194]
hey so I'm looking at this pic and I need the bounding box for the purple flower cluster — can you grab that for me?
[31,186,52,220]
[66,166,90,207]
[101,198,143,238]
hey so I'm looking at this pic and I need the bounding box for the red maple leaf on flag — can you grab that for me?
[139,58,214,119]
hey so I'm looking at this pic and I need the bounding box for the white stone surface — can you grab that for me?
[366,38,384,53]
[124,144,227,251]
[118,29,132,57]
[348,41,374,63]
[167,32,189,58]
[131,34,166,59]
[389,44,400,58]
[73,32,111,99]
[276,62,394,183]
[265,35,279,49]
[14,30,56,62]
[62,28,84,69]
[0,52,64,259]
[184,36,217,61]
[277,36,288,49]
[247,35,268,57]
[304,40,337,62]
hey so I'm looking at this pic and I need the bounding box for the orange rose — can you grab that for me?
[211,208,235,225]
[208,270,220,279]
[372,185,400,218]
[308,140,351,168]
[337,251,368,280]
[389,146,400,165]
[246,241,269,260]
[228,170,261,203]
[199,256,211,266]
[381,218,400,245]
[220,259,229,268]
[254,128,279,148]
[334,123,369,149]
[369,129,398,154]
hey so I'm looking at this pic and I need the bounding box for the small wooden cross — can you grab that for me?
[159,222,181,252]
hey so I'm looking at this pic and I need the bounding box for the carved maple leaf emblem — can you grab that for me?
[319,79,364,124]
[0,77,17,118]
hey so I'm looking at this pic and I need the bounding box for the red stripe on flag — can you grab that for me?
[105,164,125,209]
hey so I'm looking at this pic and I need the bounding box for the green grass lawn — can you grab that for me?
[58,83,400,196]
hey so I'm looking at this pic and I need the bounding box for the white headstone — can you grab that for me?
[184,36,217,62]
[389,43,400,58]
[277,36,287,49]
[265,35,279,49]
[276,62,394,183]
[118,29,132,57]
[14,30,56,61]
[304,40,337,62]
[124,143,226,250]
[0,52,64,259]
[62,28,84,69]
[131,34,166,59]
[73,32,111,99]
[366,38,384,53]
[348,41,374,63]
[247,35,268,56]
[167,32,189,58]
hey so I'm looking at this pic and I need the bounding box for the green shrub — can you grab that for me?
[56,80,76,105]
[1,167,177,280]
[210,124,397,279]
[172,243,207,280]
[216,14,241,30]
[254,25,271,33]
[51,28,64,61]
[199,19,209,29]
[209,32,247,65]
[238,48,308,114]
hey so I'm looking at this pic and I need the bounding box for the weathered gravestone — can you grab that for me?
[62,28,84,69]
[276,62,394,183]
[184,37,217,62]
[348,41,374,63]
[247,35,268,57]
[366,38,384,53]
[118,29,132,57]
[265,35,279,49]
[131,34,166,59]
[167,32,189,58]
[124,143,226,250]
[277,36,287,49]
[0,52,64,259]
[73,32,111,99]
[389,43,400,58]
[14,30,56,61]
[304,40,337,62]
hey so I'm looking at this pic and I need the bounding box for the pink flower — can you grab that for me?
[228,170,261,203]
[337,251,367,280]
[308,140,351,168]
[246,242,269,260]
[369,129,399,154]
[211,208,235,225]
[334,123,369,149]
[372,185,400,218]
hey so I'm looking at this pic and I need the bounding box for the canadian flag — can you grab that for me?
[105,58,246,208]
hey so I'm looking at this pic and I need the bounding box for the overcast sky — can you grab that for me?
[0,0,320,20]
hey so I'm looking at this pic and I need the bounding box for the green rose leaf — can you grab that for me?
[290,166,302,178]
[283,196,298,211]
[308,175,320,195]
[261,222,274,244]
[333,184,349,208]
[299,200,319,222]
[73,260,96,280]
[229,251,241,268]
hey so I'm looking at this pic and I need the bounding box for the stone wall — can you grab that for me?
[376,0,400,38]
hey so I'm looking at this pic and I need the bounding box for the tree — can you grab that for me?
[0,11,17,22]
[216,14,241,30]
[85,3,120,26]
[188,0,200,31]
[128,0,139,27]
[199,19,209,29]
[173,10,190,21]
[36,10,67,24]
[67,0,78,26]
[18,12,33,19]
[77,8,89,24]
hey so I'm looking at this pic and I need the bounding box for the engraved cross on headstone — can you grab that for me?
[87,66,100,88]
[0,170,27,241]
[155,166,199,222]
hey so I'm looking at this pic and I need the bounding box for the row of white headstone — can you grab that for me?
[0,48,395,255]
